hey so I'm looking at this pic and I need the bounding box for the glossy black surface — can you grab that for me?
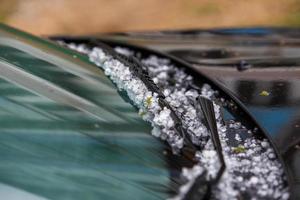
[72,28,300,199]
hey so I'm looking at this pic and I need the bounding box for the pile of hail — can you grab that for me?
[64,43,289,200]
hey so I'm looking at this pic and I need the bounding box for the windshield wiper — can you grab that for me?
[91,41,197,157]
[183,96,226,200]
[87,42,226,199]
[198,96,226,182]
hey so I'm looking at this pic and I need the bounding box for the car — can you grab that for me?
[0,24,298,199]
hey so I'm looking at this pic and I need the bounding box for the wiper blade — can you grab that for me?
[91,41,197,156]
[184,96,226,200]
[198,96,226,182]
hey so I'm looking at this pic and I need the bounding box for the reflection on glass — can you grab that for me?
[0,35,189,199]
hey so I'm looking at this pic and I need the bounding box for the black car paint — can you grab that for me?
[50,28,300,199]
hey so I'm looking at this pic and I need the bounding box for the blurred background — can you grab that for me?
[1,0,300,36]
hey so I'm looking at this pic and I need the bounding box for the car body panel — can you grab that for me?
[92,28,300,199]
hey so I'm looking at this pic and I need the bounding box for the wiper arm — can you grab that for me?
[198,96,226,182]
[183,96,226,200]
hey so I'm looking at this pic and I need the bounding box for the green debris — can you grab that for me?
[139,111,146,117]
[233,145,246,154]
[259,90,270,96]
[145,96,153,107]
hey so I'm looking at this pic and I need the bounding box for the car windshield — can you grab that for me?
[0,26,189,200]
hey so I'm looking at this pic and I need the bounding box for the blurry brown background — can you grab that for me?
[1,0,300,36]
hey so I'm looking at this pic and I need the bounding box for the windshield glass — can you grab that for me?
[0,26,187,200]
